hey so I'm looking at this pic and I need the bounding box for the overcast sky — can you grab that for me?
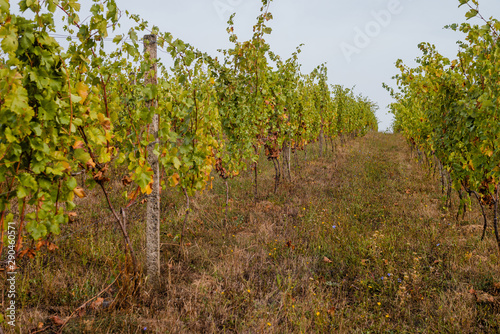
[13,0,500,131]
[114,0,500,131]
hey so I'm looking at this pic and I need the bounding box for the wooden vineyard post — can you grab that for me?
[144,34,160,287]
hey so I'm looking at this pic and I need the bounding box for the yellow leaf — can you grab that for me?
[76,82,88,104]
[72,140,85,149]
[97,113,111,131]
[140,175,154,195]
[169,173,180,187]
[481,146,494,157]
[73,187,86,198]
[61,161,71,172]
[86,158,96,168]
[468,160,475,171]
[144,182,153,195]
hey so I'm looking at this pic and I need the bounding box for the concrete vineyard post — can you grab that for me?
[144,34,160,287]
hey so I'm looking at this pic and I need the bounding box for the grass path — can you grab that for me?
[12,132,500,333]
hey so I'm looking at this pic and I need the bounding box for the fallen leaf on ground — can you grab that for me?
[475,291,498,303]
[90,297,104,309]
[50,315,65,326]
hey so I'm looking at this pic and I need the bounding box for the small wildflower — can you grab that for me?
[316,311,320,316]
[247,289,251,293]
[332,225,337,229]
[437,243,440,246]
[267,323,271,326]
[387,273,392,277]
[386,314,389,318]
[377,302,381,306]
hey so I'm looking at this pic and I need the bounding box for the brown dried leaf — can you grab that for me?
[18,248,36,259]
[90,297,104,310]
[475,291,498,304]
[77,307,86,317]
[49,315,65,326]
[68,212,78,222]
[36,240,46,250]
[323,256,333,263]
[47,242,59,252]
[127,186,140,200]
[121,174,133,186]
[93,170,109,183]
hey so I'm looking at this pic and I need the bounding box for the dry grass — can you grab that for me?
[2,132,500,333]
